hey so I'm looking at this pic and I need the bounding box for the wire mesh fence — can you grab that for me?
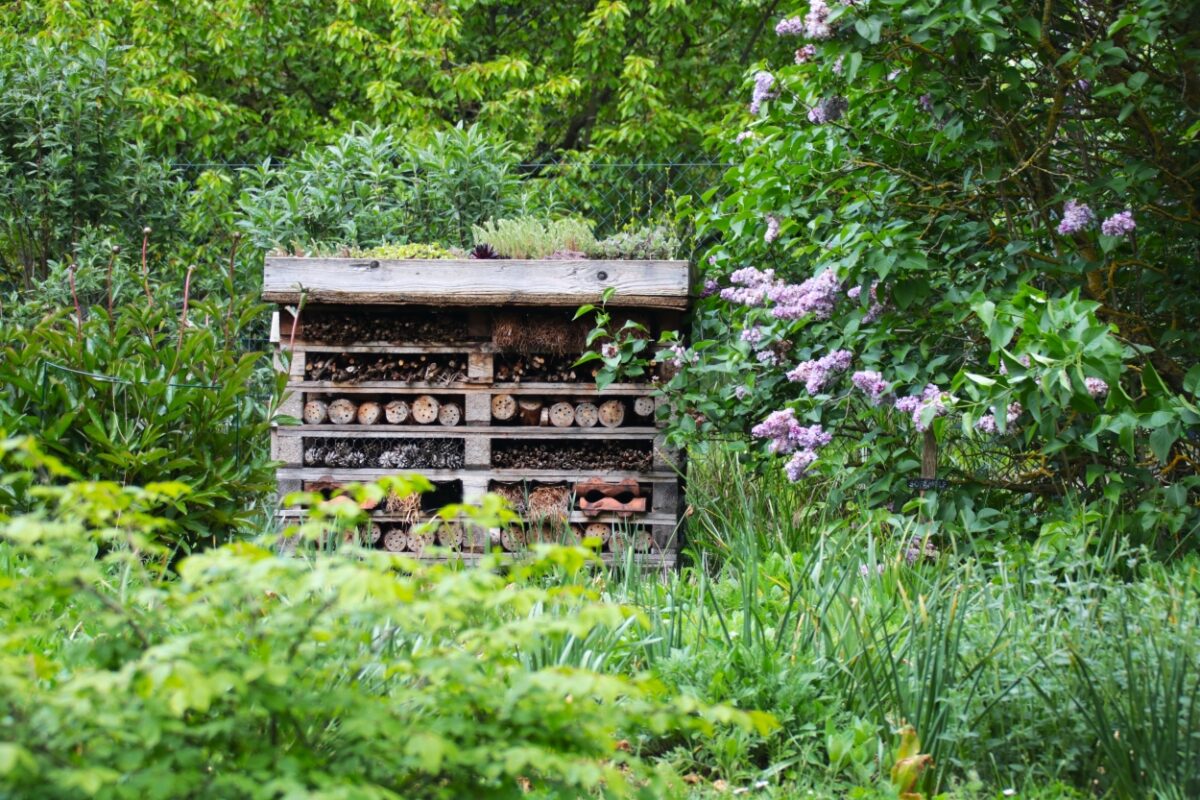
[511,160,730,239]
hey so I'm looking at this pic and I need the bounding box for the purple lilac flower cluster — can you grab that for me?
[665,343,698,369]
[847,283,885,323]
[804,0,833,39]
[735,385,749,400]
[832,54,845,75]
[752,408,832,454]
[795,44,817,64]
[770,269,842,320]
[751,409,833,481]
[757,350,781,366]
[905,535,939,565]
[721,267,776,306]
[894,384,950,432]
[785,450,819,480]
[722,267,844,322]
[974,402,1022,434]
[750,71,776,115]
[1084,377,1109,399]
[735,130,755,144]
[701,278,720,297]
[918,94,933,113]
[775,16,805,36]
[1101,210,1136,237]
[808,96,848,124]
[764,214,781,243]
[851,370,888,405]
[787,349,853,393]
[1057,200,1095,235]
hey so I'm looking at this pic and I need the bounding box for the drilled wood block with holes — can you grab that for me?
[265,257,690,565]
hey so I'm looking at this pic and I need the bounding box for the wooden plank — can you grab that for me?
[276,467,680,482]
[275,509,679,526]
[275,426,660,439]
[285,343,494,355]
[262,257,692,309]
[286,381,658,395]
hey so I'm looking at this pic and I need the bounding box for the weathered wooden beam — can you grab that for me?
[262,258,692,309]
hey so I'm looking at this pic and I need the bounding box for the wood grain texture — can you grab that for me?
[278,426,660,439]
[276,466,681,482]
[262,257,692,308]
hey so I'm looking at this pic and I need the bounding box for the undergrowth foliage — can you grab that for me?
[0,449,769,799]
[0,241,277,548]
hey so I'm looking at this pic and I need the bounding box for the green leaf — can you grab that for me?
[846,51,863,83]
[1016,16,1041,41]
[1107,14,1137,36]
[1182,364,1200,396]
[0,744,38,778]
[1149,425,1177,464]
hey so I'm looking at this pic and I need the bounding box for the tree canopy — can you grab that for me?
[2,0,784,160]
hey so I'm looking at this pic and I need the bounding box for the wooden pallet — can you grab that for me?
[265,257,690,564]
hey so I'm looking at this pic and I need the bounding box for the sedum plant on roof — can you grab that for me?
[587,224,681,260]
[471,217,596,259]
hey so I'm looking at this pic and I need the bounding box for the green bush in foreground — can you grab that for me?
[0,451,768,799]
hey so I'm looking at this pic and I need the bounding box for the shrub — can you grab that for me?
[0,273,276,548]
[0,458,769,799]
[238,123,523,252]
[0,33,187,291]
[674,0,1200,544]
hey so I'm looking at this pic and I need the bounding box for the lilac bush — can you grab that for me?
[668,0,1199,536]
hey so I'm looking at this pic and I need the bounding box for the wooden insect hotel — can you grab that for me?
[264,256,691,565]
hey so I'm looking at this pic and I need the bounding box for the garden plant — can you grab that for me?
[0,0,1197,798]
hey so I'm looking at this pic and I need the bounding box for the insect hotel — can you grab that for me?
[264,256,691,565]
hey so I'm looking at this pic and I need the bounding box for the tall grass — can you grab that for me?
[550,448,1200,796]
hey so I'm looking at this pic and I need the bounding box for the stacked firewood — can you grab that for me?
[494,353,592,383]
[304,395,462,426]
[490,394,655,427]
[303,437,464,469]
[491,441,653,471]
[297,309,469,344]
[305,353,467,385]
[567,523,652,553]
[377,521,479,553]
